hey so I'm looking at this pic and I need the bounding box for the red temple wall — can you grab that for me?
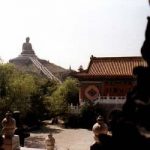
[79,79,135,101]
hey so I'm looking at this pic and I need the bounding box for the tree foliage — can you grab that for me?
[0,64,80,126]
[47,77,79,116]
[9,73,37,114]
[0,63,37,115]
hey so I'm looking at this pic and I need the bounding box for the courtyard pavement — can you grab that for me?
[21,148,44,150]
[21,124,93,150]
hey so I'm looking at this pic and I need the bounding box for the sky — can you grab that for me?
[0,0,149,71]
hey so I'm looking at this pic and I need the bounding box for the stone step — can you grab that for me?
[29,57,61,83]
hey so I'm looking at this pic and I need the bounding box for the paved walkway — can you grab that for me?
[21,148,44,150]
[23,125,94,150]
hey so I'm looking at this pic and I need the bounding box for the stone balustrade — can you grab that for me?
[94,96,126,104]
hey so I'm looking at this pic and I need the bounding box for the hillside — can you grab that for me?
[9,37,76,82]
[9,57,73,81]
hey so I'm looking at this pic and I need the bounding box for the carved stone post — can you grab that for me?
[45,133,55,150]
[1,111,20,150]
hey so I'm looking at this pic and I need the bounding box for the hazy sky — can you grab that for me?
[0,0,149,70]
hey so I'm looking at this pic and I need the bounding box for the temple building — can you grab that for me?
[74,55,147,105]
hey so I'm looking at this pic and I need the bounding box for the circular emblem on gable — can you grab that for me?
[85,85,99,101]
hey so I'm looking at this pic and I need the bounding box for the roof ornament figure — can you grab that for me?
[78,65,84,72]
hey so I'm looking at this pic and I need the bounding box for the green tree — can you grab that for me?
[8,73,37,114]
[0,63,16,98]
[0,63,37,116]
[63,77,79,105]
[47,77,79,116]
[29,77,58,119]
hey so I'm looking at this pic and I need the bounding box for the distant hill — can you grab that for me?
[9,57,74,81]
[9,37,76,82]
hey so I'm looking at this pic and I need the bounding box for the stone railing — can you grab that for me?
[68,105,80,114]
[30,57,61,83]
[94,96,126,104]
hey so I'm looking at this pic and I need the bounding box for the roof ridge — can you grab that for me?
[92,56,144,61]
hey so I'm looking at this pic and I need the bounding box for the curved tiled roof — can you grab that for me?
[76,56,147,78]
